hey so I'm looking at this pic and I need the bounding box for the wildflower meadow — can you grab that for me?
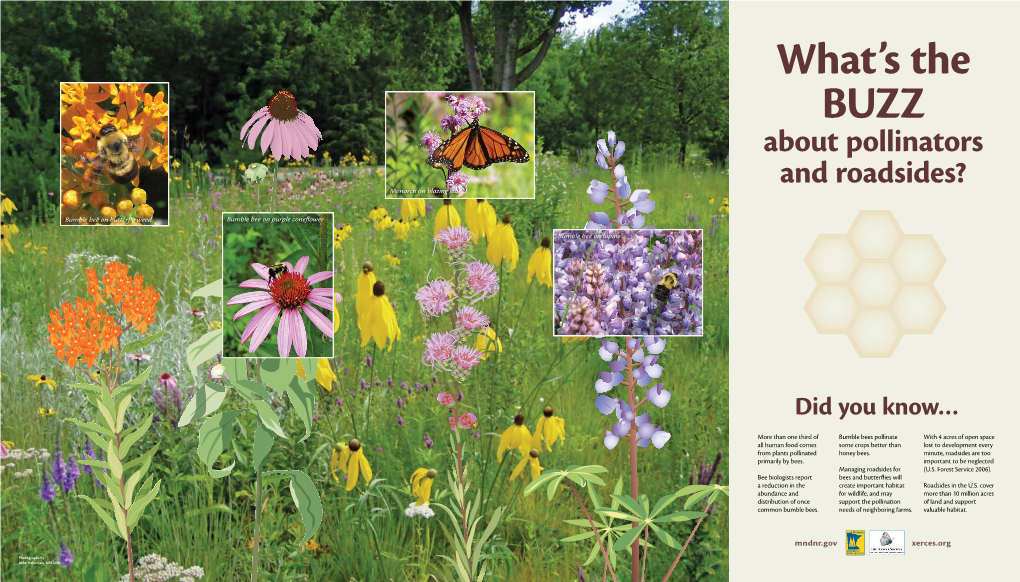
[1,3,729,581]
[1,133,729,581]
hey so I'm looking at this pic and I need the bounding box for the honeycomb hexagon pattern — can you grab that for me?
[804,211,946,358]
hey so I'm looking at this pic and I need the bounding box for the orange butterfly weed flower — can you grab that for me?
[108,83,148,119]
[47,262,161,369]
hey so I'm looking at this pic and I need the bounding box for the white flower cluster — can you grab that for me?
[4,447,50,461]
[404,501,435,519]
[118,554,204,582]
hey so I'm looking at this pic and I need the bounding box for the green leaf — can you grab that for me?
[223,358,247,383]
[179,384,227,427]
[107,441,123,481]
[263,470,322,544]
[253,422,274,472]
[523,470,561,497]
[114,392,132,433]
[284,375,315,442]
[110,490,128,539]
[546,475,565,501]
[649,492,680,520]
[596,508,638,522]
[653,511,708,524]
[121,329,166,354]
[64,418,113,438]
[571,465,609,475]
[471,506,502,574]
[233,379,271,401]
[78,495,123,540]
[649,523,683,550]
[118,414,153,459]
[561,530,596,543]
[187,329,223,379]
[259,358,297,392]
[607,493,648,521]
[612,524,644,552]
[127,478,161,528]
[675,484,711,498]
[122,443,160,472]
[123,445,159,508]
[197,410,244,478]
[252,400,286,438]
[192,279,224,298]
[78,458,110,470]
[684,487,717,510]
[112,366,152,398]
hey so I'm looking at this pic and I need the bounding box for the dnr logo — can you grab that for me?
[845,530,865,556]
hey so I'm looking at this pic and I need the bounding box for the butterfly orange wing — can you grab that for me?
[428,122,530,171]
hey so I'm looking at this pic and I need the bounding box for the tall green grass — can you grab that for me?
[0,151,728,581]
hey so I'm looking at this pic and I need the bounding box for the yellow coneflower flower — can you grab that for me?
[332,439,372,492]
[535,407,565,451]
[375,215,394,231]
[400,199,425,222]
[202,163,210,171]
[334,223,352,248]
[465,199,496,241]
[356,262,377,321]
[720,197,729,214]
[393,219,411,241]
[411,468,437,506]
[2,220,18,237]
[368,206,388,222]
[497,414,532,463]
[474,327,502,360]
[316,359,336,392]
[487,214,519,271]
[383,253,400,267]
[1,440,14,450]
[510,445,543,482]
[359,281,401,351]
[1,193,17,215]
[434,199,461,236]
[527,237,553,287]
[210,320,223,330]
[333,292,341,334]
[38,407,57,417]
[28,374,57,390]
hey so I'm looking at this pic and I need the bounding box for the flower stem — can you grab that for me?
[660,515,705,582]
[506,279,534,349]
[624,342,640,582]
[251,469,263,582]
[567,479,619,582]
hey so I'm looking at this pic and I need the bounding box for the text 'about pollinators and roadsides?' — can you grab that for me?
[763,42,986,185]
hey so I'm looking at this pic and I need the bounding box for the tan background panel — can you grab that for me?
[731,2,1018,580]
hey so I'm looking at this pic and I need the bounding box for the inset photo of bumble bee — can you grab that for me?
[59,82,169,226]
[222,212,336,359]
[553,228,704,337]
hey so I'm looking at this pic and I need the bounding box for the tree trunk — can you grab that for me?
[452,1,484,90]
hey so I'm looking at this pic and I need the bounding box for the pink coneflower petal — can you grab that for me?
[246,304,281,353]
[306,271,333,285]
[239,278,270,290]
[290,309,308,356]
[252,263,270,280]
[299,112,322,139]
[284,261,294,272]
[234,297,276,320]
[302,303,333,337]
[307,289,333,310]
[227,291,273,307]
[260,120,276,156]
[244,112,271,150]
[241,107,269,140]
[278,308,295,357]
[294,256,310,275]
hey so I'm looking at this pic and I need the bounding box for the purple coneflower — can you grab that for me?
[155,373,182,425]
[226,256,334,357]
[125,353,152,362]
[240,90,322,161]
[187,309,205,317]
